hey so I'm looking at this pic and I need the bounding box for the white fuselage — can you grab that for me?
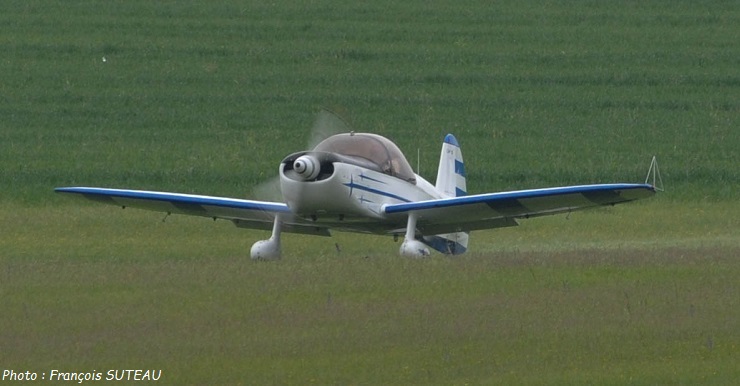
[280,161,440,234]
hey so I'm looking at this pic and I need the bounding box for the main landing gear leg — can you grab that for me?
[250,215,282,260]
[399,212,430,258]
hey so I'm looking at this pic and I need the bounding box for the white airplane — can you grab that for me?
[56,132,656,259]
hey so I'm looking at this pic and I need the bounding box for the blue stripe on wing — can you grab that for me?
[55,187,291,213]
[383,183,655,214]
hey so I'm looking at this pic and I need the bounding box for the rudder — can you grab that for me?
[426,134,469,255]
[435,134,467,198]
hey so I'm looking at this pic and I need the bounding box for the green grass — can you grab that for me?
[1,0,739,384]
[2,0,738,202]
[2,211,739,384]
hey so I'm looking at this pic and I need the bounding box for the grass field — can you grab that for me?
[1,0,738,384]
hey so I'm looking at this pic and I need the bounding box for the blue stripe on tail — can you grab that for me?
[454,160,466,177]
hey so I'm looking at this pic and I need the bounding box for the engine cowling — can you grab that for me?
[293,155,320,181]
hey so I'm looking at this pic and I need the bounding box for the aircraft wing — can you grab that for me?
[382,183,656,235]
[55,187,331,236]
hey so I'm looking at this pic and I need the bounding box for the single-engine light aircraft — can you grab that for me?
[56,132,656,259]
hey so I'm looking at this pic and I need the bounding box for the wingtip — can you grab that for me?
[444,134,459,147]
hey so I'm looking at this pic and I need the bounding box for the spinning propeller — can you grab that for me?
[248,108,353,259]
[252,107,353,202]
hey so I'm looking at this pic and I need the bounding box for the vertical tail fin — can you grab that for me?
[425,134,469,255]
[435,134,467,198]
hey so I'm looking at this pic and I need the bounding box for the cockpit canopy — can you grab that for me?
[313,133,416,183]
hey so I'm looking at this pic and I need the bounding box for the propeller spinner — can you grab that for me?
[293,155,320,180]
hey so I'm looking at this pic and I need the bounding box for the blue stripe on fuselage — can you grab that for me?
[343,181,412,203]
[359,173,386,184]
